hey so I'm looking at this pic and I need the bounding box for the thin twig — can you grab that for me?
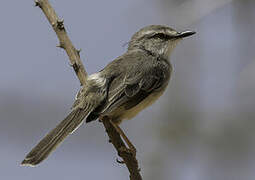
[35,0,142,179]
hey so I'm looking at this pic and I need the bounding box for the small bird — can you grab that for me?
[21,25,195,166]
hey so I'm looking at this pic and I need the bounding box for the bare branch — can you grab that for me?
[101,117,142,180]
[35,0,143,179]
[36,0,87,85]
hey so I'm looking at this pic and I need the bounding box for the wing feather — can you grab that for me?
[102,60,166,114]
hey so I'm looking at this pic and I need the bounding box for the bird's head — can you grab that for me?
[128,25,195,59]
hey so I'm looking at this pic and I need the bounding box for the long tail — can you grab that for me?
[21,108,88,166]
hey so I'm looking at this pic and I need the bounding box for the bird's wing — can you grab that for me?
[102,55,168,114]
[72,78,107,111]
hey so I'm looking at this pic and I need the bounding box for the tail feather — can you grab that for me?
[21,108,88,166]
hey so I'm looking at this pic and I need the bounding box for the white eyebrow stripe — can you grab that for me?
[141,30,156,36]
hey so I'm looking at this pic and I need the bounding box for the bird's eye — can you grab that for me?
[152,33,169,39]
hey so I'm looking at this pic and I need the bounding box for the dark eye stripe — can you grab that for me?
[152,33,169,39]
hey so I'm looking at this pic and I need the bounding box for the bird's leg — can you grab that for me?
[110,120,137,155]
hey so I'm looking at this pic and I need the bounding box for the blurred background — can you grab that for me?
[0,0,255,179]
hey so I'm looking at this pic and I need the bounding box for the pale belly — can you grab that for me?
[108,87,167,124]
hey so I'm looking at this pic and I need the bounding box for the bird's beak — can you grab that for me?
[175,31,196,38]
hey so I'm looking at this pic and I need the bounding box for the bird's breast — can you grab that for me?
[109,85,168,124]
[121,88,166,120]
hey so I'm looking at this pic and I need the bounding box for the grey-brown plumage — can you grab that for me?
[21,109,88,166]
[21,25,195,166]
